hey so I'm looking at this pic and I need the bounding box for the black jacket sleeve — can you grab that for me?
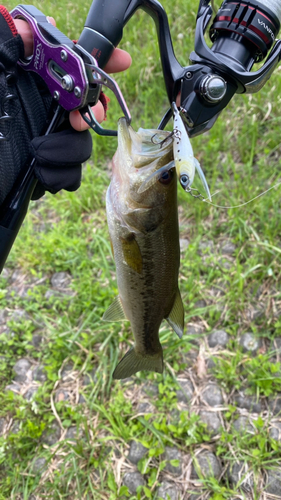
[0,6,92,205]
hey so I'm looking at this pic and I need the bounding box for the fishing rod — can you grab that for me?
[79,0,281,135]
[1,0,281,273]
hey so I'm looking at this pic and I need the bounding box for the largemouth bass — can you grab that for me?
[103,118,184,380]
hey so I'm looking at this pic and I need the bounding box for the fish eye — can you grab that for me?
[180,174,190,189]
[159,169,174,185]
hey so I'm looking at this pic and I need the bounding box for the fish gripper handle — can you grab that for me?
[78,0,132,69]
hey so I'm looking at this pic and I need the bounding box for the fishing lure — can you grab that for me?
[139,103,212,198]
[172,102,212,201]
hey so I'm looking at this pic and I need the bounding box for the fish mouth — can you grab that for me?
[116,117,175,204]
[118,117,173,161]
[118,117,132,141]
[117,117,133,156]
[118,116,131,134]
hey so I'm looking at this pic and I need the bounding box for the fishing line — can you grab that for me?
[199,180,281,209]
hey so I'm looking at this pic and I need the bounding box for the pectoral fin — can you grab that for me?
[102,296,127,322]
[121,234,143,274]
[166,288,184,339]
[113,346,163,379]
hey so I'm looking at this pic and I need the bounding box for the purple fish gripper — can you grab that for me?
[10,5,131,134]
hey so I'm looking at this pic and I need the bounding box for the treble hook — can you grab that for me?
[151,130,175,147]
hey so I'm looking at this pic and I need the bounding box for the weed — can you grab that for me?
[1,0,281,497]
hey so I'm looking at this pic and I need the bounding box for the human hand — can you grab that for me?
[0,8,131,205]
[14,17,132,130]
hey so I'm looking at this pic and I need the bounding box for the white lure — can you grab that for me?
[172,102,212,201]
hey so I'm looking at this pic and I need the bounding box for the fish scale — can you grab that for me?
[103,118,184,379]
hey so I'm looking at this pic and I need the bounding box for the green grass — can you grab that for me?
[1,0,281,498]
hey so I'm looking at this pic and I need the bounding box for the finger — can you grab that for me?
[69,101,105,131]
[47,17,56,27]
[176,92,181,107]
[14,17,56,58]
[103,48,132,73]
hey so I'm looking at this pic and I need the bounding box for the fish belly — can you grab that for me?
[106,185,180,355]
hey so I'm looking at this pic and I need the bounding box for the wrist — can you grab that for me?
[0,6,24,65]
[0,6,17,39]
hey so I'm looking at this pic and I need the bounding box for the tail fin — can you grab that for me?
[113,346,163,380]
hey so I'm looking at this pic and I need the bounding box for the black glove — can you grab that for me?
[0,6,92,206]
[30,128,92,200]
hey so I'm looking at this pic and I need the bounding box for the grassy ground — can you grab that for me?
[1,0,281,499]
